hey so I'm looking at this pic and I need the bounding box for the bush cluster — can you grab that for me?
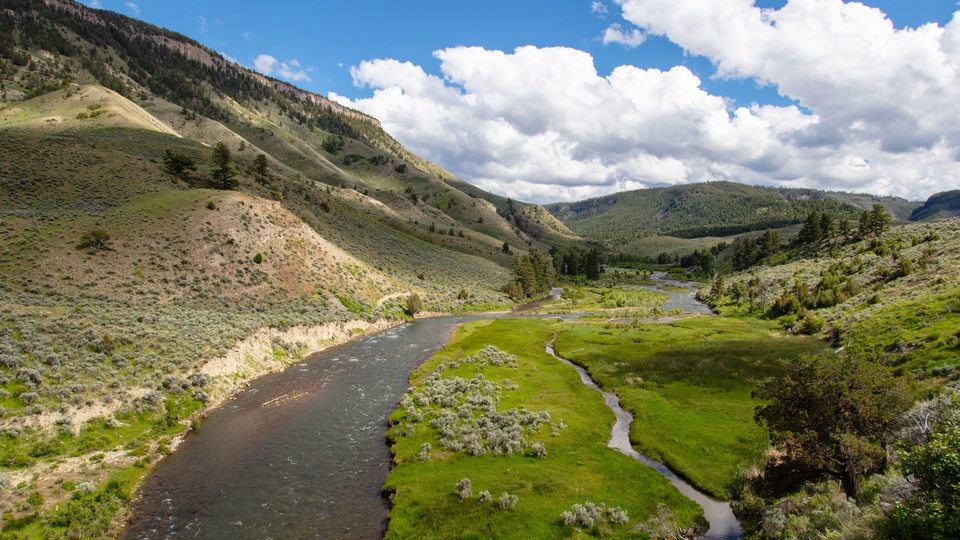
[560,501,629,528]
[399,345,558,459]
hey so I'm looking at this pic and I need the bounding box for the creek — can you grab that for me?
[122,282,741,539]
[545,342,743,539]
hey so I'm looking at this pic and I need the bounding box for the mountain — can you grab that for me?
[0,1,584,531]
[910,189,960,221]
[545,181,872,245]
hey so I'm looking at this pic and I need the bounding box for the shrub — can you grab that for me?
[418,442,431,461]
[253,253,263,264]
[26,491,43,508]
[406,293,423,316]
[455,478,472,500]
[498,492,518,509]
[78,229,111,252]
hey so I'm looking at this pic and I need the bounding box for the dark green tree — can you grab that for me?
[819,212,835,238]
[502,241,511,254]
[251,153,269,183]
[162,150,196,180]
[753,353,911,498]
[798,211,823,245]
[585,249,601,280]
[757,229,781,260]
[405,293,423,316]
[869,203,891,236]
[211,142,237,189]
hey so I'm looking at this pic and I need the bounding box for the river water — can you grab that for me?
[123,282,741,539]
[121,315,488,539]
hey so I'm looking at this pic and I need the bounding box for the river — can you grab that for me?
[122,282,741,539]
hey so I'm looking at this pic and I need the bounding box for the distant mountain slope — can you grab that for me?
[545,181,862,244]
[772,189,920,221]
[910,190,960,221]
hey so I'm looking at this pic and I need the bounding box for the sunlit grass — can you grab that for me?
[385,318,703,539]
[553,316,830,499]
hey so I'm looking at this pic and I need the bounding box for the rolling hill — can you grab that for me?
[545,181,872,245]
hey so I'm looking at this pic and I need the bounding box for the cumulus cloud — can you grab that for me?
[602,23,645,48]
[87,0,102,8]
[591,2,608,15]
[615,0,960,157]
[252,54,312,83]
[332,2,960,203]
[125,2,140,16]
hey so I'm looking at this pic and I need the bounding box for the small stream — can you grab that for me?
[546,343,743,540]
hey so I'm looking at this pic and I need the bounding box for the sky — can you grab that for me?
[87,0,960,204]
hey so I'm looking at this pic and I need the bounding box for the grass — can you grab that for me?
[385,318,703,539]
[539,282,668,317]
[552,316,830,499]
[707,217,960,391]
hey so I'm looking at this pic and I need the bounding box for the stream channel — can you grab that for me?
[122,283,742,539]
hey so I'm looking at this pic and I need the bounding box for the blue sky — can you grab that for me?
[97,0,956,107]
[90,0,960,203]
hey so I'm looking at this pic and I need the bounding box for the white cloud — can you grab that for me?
[252,54,312,83]
[591,2,608,15]
[333,2,960,203]
[220,52,238,64]
[198,15,208,33]
[332,46,824,202]
[125,2,140,16]
[601,23,645,48]
[88,0,102,8]
[243,32,254,40]
[615,0,960,157]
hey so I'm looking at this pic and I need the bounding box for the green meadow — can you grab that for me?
[384,318,703,539]
[552,317,830,499]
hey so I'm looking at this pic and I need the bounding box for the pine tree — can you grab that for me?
[211,142,237,189]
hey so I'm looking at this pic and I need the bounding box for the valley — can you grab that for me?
[0,1,957,539]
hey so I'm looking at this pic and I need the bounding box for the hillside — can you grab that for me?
[0,1,588,531]
[701,217,960,381]
[910,189,960,221]
[546,182,919,247]
[545,181,865,244]
[0,0,578,258]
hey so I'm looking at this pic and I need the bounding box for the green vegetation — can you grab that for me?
[553,317,829,499]
[210,141,237,190]
[543,284,668,318]
[753,352,912,498]
[384,318,703,539]
[77,229,110,252]
[910,189,960,221]
[162,150,196,180]
[546,181,864,244]
[406,293,423,316]
[505,251,554,300]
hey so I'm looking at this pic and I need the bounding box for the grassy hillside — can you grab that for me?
[703,216,960,390]
[546,182,863,245]
[910,189,960,221]
[0,0,579,257]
